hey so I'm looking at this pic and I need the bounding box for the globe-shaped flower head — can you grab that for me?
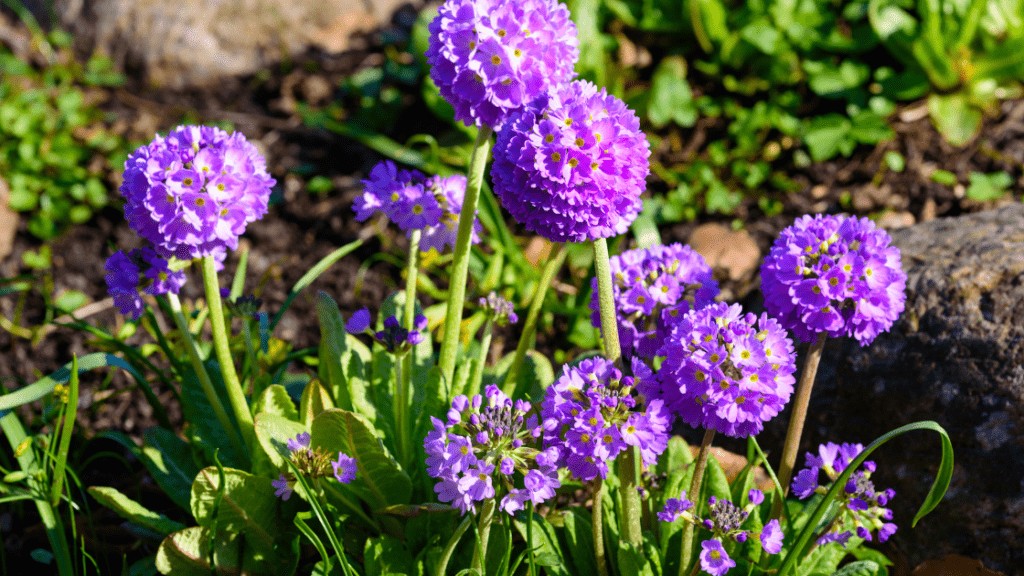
[655,303,797,438]
[120,125,275,261]
[761,214,906,345]
[426,0,579,130]
[541,357,670,482]
[590,243,719,359]
[491,80,650,242]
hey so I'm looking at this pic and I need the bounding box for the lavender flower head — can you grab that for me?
[658,489,784,574]
[761,214,906,345]
[491,80,651,243]
[541,357,670,481]
[590,243,719,359]
[425,385,560,515]
[353,161,480,253]
[273,432,357,501]
[791,442,897,546]
[425,0,579,130]
[479,292,519,326]
[105,247,186,318]
[120,125,274,261]
[654,302,797,437]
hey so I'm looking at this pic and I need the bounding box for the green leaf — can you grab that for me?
[156,524,298,576]
[928,92,982,146]
[704,454,732,503]
[88,486,186,536]
[804,115,853,161]
[141,428,199,511]
[254,412,308,468]
[833,560,884,576]
[253,384,299,420]
[316,292,354,412]
[562,509,597,576]
[364,535,418,576]
[180,363,245,468]
[0,352,145,411]
[487,350,555,401]
[617,541,655,576]
[795,542,847,576]
[647,57,697,129]
[966,171,1013,202]
[310,409,412,509]
[513,513,569,576]
[300,379,335,426]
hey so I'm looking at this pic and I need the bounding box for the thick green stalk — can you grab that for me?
[679,429,716,576]
[471,499,496,574]
[397,230,421,469]
[502,244,566,396]
[166,293,244,457]
[592,238,621,362]
[772,334,827,519]
[468,319,493,398]
[436,514,473,576]
[592,479,609,576]
[618,447,643,546]
[200,255,254,452]
[438,127,493,385]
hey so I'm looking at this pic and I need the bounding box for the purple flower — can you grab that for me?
[121,125,274,260]
[287,432,312,453]
[104,247,187,318]
[760,519,783,554]
[425,0,579,130]
[479,292,519,326]
[700,539,736,576]
[761,214,906,345]
[794,441,897,547]
[272,474,293,501]
[542,357,669,482]
[590,243,719,360]
[426,385,559,515]
[657,493,694,523]
[345,308,371,333]
[372,314,426,353]
[655,302,797,437]
[491,80,650,243]
[353,163,480,253]
[332,453,357,484]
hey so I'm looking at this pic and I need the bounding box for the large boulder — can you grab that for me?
[811,204,1024,572]
[46,0,411,88]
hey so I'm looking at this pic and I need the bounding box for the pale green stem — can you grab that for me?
[680,429,716,576]
[471,499,496,573]
[592,238,621,362]
[438,127,493,386]
[618,447,643,546]
[592,479,610,576]
[437,514,473,576]
[166,293,244,457]
[397,230,421,470]
[502,244,566,397]
[772,333,827,519]
[200,255,254,452]
[468,319,493,398]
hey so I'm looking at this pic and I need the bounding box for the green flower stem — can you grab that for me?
[471,499,496,573]
[772,333,827,519]
[502,244,566,397]
[679,428,716,576]
[592,479,610,576]
[437,514,473,576]
[592,238,621,363]
[618,446,643,546]
[438,127,493,386]
[468,318,494,398]
[397,229,421,470]
[200,255,254,452]
[166,293,244,458]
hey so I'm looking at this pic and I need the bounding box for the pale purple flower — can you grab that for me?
[760,519,783,554]
[272,474,293,501]
[761,214,906,345]
[700,539,736,576]
[657,492,694,523]
[425,0,578,129]
[491,80,650,242]
[345,308,371,333]
[332,453,357,484]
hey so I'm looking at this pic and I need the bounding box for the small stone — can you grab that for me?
[688,224,760,283]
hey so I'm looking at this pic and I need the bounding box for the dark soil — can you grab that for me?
[2,6,1021,574]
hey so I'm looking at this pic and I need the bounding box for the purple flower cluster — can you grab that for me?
[425,0,579,129]
[590,243,719,358]
[121,125,274,261]
[658,490,783,576]
[104,247,186,319]
[491,80,651,243]
[653,303,797,438]
[791,442,897,546]
[761,214,906,345]
[375,315,427,353]
[353,161,480,253]
[541,357,670,481]
[272,432,357,501]
[479,292,519,327]
[425,385,560,515]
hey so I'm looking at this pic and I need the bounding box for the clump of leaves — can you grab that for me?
[0,30,130,240]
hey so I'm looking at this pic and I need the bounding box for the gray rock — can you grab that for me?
[811,204,1024,572]
[50,0,410,88]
